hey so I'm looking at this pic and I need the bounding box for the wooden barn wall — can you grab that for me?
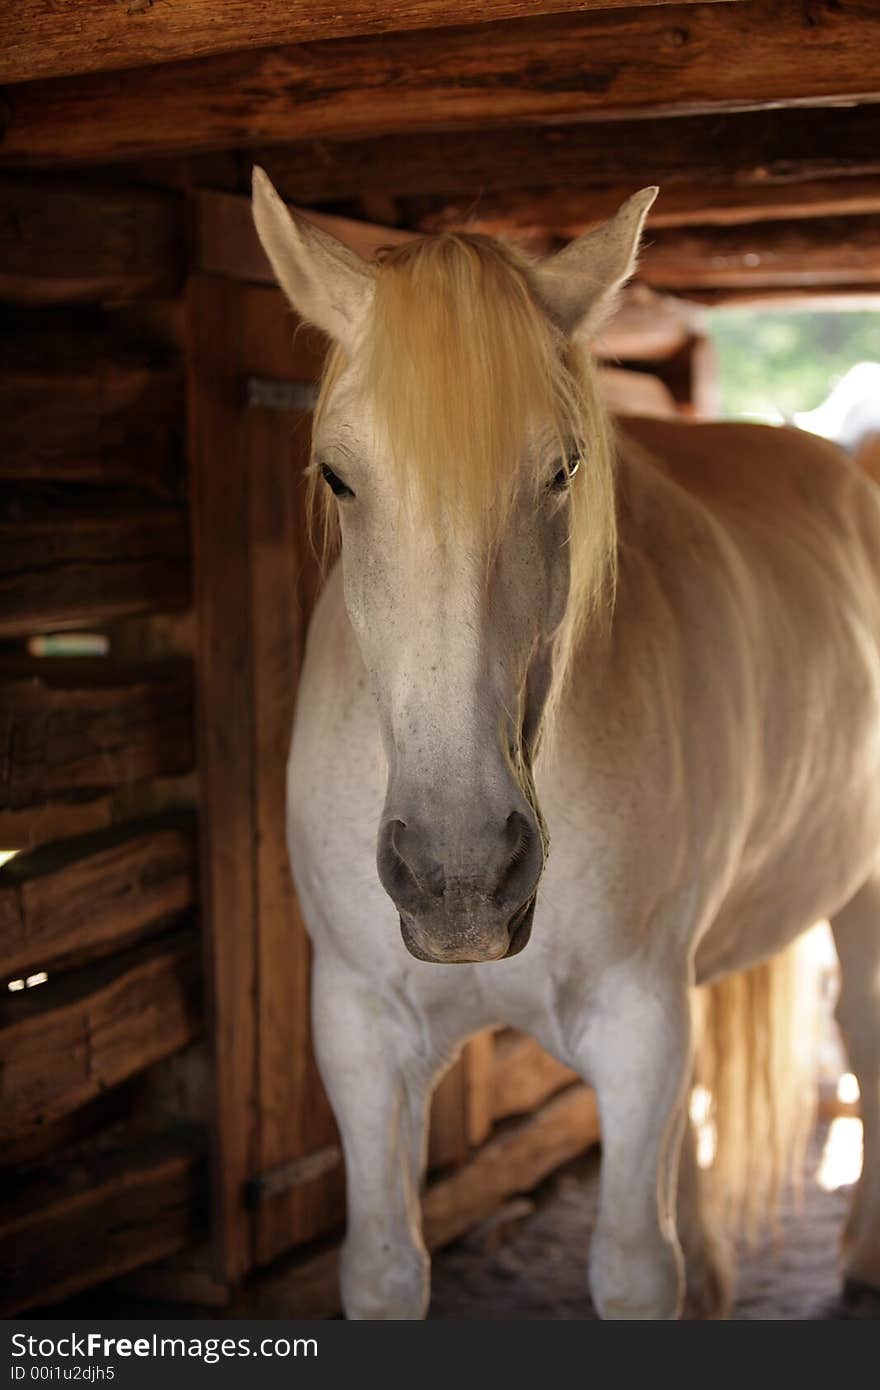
[0,174,208,1315]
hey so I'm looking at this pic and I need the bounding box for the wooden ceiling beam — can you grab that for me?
[1,1,744,87]
[2,1,878,167]
[415,176,880,240]
[241,105,880,206]
[637,216,880,290]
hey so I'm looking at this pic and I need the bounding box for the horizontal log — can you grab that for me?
[0,499,190,636]
[1,657,195,811]
[2,2,878,165]
[418,175,880,241]
[0,332,182,490]
[639,214,880,289]
[0,927,202,1154]
[0,816,197,977]
[0,1125,206,1316]
[237,1083,600,1317]
[196,189,411,284]
[0,1,741,86]
[240,104,880,206]
[0,178,184,303]
[491,1032,578,1124]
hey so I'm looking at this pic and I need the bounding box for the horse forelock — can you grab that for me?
[310,230,619,699]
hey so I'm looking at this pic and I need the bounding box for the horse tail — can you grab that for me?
[694,940,815,1236]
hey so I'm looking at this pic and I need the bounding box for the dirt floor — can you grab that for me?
[429,1128,876,1320]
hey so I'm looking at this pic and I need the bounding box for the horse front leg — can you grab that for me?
[311,950,439,1320]
[577,963,692,1319]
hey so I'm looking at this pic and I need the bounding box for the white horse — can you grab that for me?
[253,168,880,1319]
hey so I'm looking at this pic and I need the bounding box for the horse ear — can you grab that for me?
[252,166,374,345]
[533,187,658,340]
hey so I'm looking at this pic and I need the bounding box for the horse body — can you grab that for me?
[253,168,880,1318]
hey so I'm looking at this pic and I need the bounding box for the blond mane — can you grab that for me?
[311,231,618,693]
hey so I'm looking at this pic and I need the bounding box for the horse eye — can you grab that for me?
[550,453,581,492]
[319,462,355,499]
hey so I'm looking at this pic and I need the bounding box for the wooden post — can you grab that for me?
[188,274,336,1284]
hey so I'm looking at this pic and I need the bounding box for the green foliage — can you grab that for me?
[707,308,880,421]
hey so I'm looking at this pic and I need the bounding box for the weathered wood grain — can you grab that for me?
[0,657,195,810]
[0,178,184,303]
[0,319,183,490]
[0,1125,206,1316]
[0,500,190,636]
[491,1031,578,1124]
[639,214,880,289]
[2,2,877,165]
[0,817,197,977]
[234,104,880,206]
[0,928,202,1153]
[0,0,741,85]
[418,175,880,241]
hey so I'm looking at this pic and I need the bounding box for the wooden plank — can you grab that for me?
[0,500,190,636]
[0,320,183,491]
[418,175,880,242]
[0,798,115,853]
[235,1083,601,1318]
[638,214,880,289]
[463,1030,495,1149]
[491,1031,578,1124]
[238,105,880,205]
[238,285,341,1267]
[0,1,742,86]
[188,272,259,1285]
[0,816,197,978]
[0,178,183,304]
[196,189,412,284]
[3,2,878,166]
[0,927,202,1154]
[0,657,195,810]
[428,1032,496,1167]
[429,1056,472,1171]
[0,1125,206,1317]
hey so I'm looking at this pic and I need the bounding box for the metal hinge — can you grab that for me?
[245,376,319,412]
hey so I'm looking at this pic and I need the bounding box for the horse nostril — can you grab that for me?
[377,818,444,908]
[495,810,543,910]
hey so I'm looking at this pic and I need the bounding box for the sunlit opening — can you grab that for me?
[817,1117,864,1193]
[6,971,49,993]
[690,1083,716,1169]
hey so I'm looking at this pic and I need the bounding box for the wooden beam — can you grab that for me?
[188,274,345,1280]
[1,1,743,87]
[196,189,411,285]
[3,2,878,166]
[491,1032,579,1124]
[638,214,880,289]
[0,1126,206,1317]
[1,657,195,810]
[0,928,202,1154]
[0,326,182,491]
[0,179,184,304]
[230,105,880,206]
[418,175,880,241]
[0,817,197,978]
[0,501,190,636]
